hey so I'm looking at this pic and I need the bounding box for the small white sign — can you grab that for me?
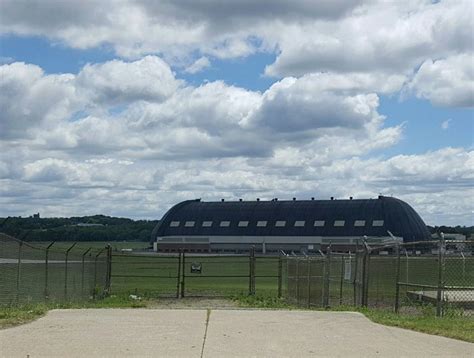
[308,245,314,250]
[344,258,352,281]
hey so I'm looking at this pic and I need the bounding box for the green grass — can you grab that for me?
[359,307,474,343]
[0,304,49,329]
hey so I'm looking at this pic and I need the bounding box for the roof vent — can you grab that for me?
[239,198,242,202]
[257,198,260,201]
[311,197,314,200]
[292,197,296,201]
[221,199,225,202]
[331,197,334,200]
[349,196,353,200]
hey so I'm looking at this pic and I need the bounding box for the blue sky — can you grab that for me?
[0,1,472,225]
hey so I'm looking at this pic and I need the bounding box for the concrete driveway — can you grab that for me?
[1,309,472,357]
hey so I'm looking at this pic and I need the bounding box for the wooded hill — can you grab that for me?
[0,215,158,242]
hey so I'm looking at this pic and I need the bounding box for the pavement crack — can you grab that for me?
[200,309,211,358]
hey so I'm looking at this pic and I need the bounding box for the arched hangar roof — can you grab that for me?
[154,196,431,242]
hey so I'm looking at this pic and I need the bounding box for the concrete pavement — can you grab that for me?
[1,309,472,357]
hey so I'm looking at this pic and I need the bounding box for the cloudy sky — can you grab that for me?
[0,0,473,225]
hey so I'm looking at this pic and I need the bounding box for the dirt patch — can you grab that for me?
[146,297,240,310]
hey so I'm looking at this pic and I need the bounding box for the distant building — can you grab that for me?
[32,213,40,219]
[431,232,467,252]
[152,195,431,254]
[76,223,104,227]
[431,233,466,241]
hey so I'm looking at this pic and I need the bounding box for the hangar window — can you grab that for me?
[314,220,325,227]
[275,221,286,227]
[372,220,384,227]
[257,221,267,227]
[184,221,195,227]
[202,221,213,227]
[294,221,305,227]
[334,220,345,227]
[170,221,180,227]
[354,220,365,227]
[220,221,230,227]
[238,221,249,227]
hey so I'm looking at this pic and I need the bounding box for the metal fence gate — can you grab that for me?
[110,248,283,298]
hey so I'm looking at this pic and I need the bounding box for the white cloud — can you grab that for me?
[184,57,211,74]
[0,62,78,139]
[407,54,474,107]
[441,119,452,130]
[2,61,394,160]
[76,56,182,106]
[264,1,473,78]
[1,58,471,224]
[1,1,472,100]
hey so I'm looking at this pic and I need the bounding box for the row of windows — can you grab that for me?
[170,220,384,228]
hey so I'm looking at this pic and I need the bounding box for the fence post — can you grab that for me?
[44,241,55,301]
[180,250,186,298]
[286,256,290,302]
[361,245,367,307]
[176,250,182,298]
[64,242,77,301]
[248,246,255,295]
[295,259,300,304]
[92,248,105,300]
[323,244,332,308]
[16,241,23,304]
[361,239,370,307]
[277,251,283,298]
[104,245,112,296]
[307,257,311,308]
[81,247,92,298]
[252,248,256,295]
[394,242,401,313]
[436,234,445,317]
[339,255,344,305]
[353,240,359,305]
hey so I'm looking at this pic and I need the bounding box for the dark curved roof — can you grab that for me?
[154,196,431,242]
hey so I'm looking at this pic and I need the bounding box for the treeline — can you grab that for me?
[0,215,158,242]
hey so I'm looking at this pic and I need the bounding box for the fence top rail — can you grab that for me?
[363,239,473,253]
[113,253,180,258]
[0,232,44,250]
[0,232,108,256]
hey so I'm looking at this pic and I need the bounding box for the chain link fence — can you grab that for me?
[284,239,474,317]
[111,248,283,298]
[0,233,111,306]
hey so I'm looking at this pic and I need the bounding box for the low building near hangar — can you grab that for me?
[152,195,431,254]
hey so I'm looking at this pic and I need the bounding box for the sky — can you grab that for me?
[0,0,473,226]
